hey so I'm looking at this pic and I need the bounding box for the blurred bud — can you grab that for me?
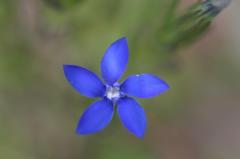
[44,0,84,10]
[162,0,231,52]
[211,0,232,10]
[200,0,232,16]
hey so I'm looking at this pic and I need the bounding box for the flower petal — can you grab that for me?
[101,37,129,85]
[121,74,169,98]
[117,97,146,138]
[63,65,106,98]
[76,99,114,135]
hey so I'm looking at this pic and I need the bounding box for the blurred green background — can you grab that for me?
[0,0,240,159]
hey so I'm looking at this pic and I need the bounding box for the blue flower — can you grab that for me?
[63,37,169,138]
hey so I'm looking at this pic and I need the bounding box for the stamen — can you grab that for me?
[105,85,122,101]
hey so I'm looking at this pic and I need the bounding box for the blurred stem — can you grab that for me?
[161,0,181,31]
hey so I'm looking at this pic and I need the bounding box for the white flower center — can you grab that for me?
[106,86,121,101]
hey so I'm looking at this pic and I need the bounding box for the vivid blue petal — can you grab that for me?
[121,74,169,98]
[117,97,146,138]
[101,37,129,85]
[76,99,114,135]
[63,65,106,98]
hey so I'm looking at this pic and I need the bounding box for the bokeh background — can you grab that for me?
[0,0,240,159]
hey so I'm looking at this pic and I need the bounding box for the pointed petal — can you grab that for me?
[76,99,114,135]
[121,74,169,98]
[117,97,146,138]
[63,65,106,98]
[101,37,129,85]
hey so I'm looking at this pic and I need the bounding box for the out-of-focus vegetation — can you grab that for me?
[1,0,240,159]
